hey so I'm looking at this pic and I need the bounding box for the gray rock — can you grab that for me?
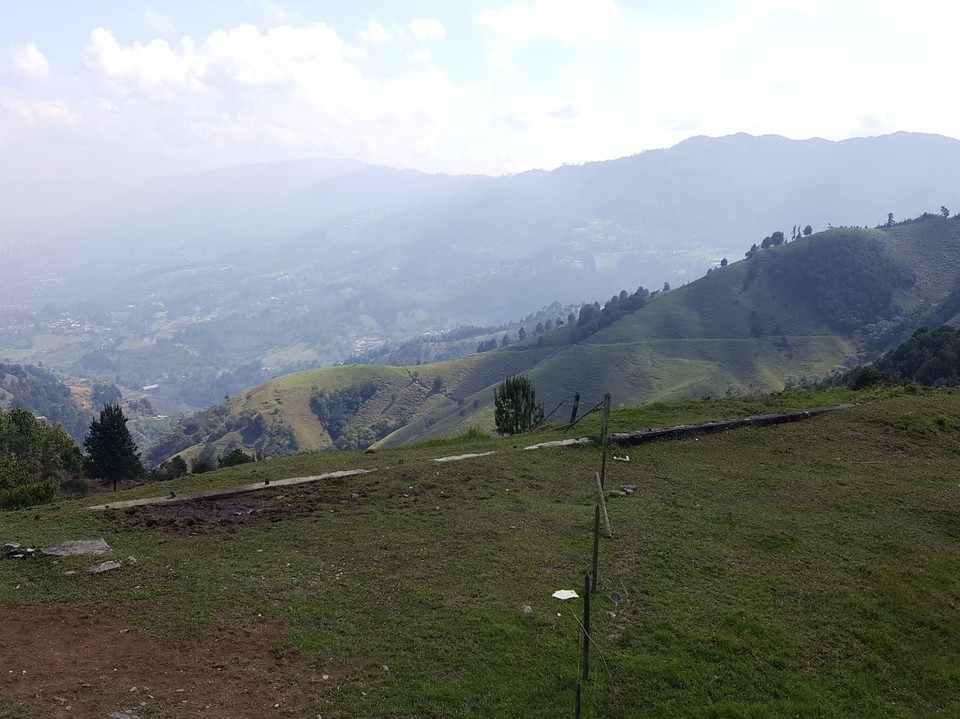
[608,489,627,498]
[42,538,113,557]
[522,605,533,615]
[87,560,122,574]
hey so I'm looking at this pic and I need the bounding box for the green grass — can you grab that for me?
[3,387,960,717]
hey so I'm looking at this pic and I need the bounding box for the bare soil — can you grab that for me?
[103,488,361,536]
[1,605,324,719]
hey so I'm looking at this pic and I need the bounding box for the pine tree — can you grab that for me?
[494,375,545,435]
[83,404,143,490]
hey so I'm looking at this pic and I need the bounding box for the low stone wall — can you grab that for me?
[609,404,853,446]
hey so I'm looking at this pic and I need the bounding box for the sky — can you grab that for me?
[1,0,958,219]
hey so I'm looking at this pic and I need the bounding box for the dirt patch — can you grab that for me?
[104,488,362,536]
[0,605,325,719]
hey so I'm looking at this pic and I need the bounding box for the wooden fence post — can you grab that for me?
[599,393,611,490]
[581,572,591,681]
[595,472,613,538]
[569,392,581,425]
[591,504,600,593]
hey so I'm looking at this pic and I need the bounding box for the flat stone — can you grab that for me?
[87,560,122,574]
[432,451,496,463]
[42,538,113,557]
[524,437,592,450]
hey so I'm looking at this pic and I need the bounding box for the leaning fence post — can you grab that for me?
[599,393,611,490]
[569,392,581,425]
[595,472,613,538]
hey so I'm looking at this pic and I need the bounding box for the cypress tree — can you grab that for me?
[84,403,143,491]
[494,375,545,435]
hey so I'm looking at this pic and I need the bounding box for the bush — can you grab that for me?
[0,478,59,510]
[59,475,94,497]
[846,365,892,390]
[218,448,254,468]
[191,456,216,474]
[458,426,489,442]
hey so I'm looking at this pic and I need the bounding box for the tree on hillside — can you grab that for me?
[91,382,122,409]
[494,375,544,435]
[0,407,82,509]
[941,206,951,218]
[803,224,813,236]
[218,447,254,468]
[83,403,143,491]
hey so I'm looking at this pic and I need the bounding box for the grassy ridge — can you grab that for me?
[153,218,960,458]
[3,387,960,717]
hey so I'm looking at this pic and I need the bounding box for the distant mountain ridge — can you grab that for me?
[4,131,960,414]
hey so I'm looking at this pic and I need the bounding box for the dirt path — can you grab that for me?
[1,605,324,719]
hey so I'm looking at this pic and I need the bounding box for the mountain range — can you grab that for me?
[2,131,960,440]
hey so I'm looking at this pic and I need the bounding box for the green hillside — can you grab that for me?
[147,216,960,462]
[0,363,91,441]
[3,387,959,717]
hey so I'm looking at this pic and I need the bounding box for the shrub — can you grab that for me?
[0,478,59,510]
[218,448,254,468]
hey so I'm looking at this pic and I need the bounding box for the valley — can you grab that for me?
[4,132,960,430]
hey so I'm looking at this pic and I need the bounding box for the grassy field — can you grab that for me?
[2,387,959,717]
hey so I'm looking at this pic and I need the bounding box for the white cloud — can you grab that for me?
[359,17,393,43]
[12,42,50,80]
[409,17,446,42]
[4,1,960,221]
[474,0,621,45]
[408,48,433,64]
[55,22,491,178]
[244,0,291,25]
[84,28,207,97]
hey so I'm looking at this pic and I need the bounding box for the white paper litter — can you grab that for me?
[552,589,580,600]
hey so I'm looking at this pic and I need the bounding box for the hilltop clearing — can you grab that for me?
[2,387,958,717]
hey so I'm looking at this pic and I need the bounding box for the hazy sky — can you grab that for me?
[1,0,957,218]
